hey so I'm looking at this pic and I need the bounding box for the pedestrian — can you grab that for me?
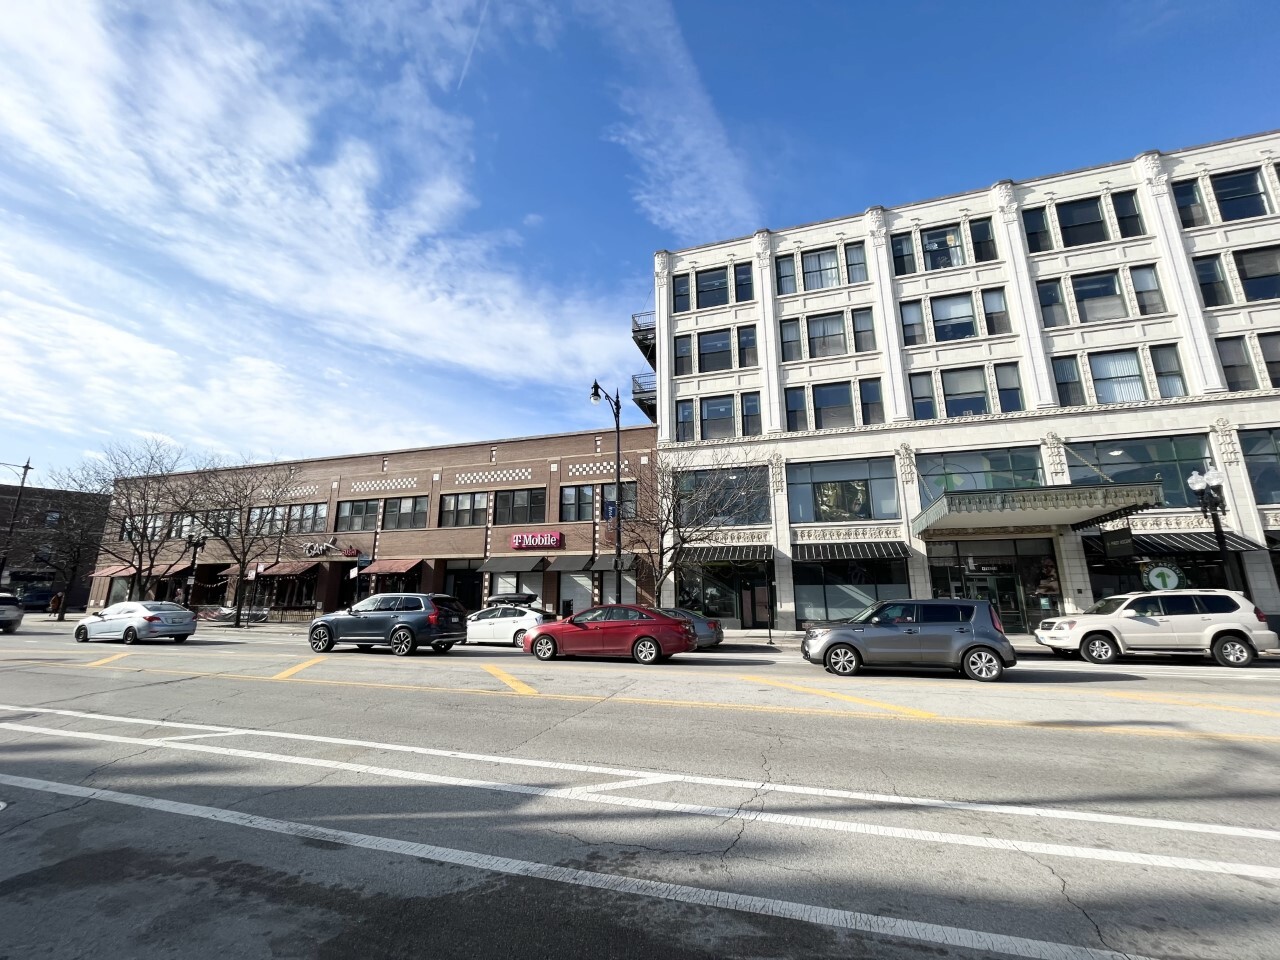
[46,592,63,620]
[173,587,185,607]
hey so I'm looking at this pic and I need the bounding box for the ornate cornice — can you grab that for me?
[865,207,887,247]
[685,528,773,546]
[991,181,1018,224]
[792,524,903,542]
[754,230,772,268]
[1100,513,1212,533]
[1261,508,1280,530]
[1136,151,1169,195]
[910,483,1162,536]
[918,525,1053,539]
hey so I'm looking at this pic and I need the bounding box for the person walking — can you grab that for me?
[46,592,63,620]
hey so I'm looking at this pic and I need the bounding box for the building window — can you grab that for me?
[439,492,488,528]
[1216,337,1258,391]
[1211,168,1270,221]
[812,382,854,429]
[981,288,1010,335]
[969,218,997,262]
[1066,435,1208,509]
[697,329,732,372]
[1234,245,1280,302]
[900,300,925,345]
[995,363,1023,412]
[780,319,802,361]
[1173,179,1208,227]
[169,513,200,539]
[1052,356,1085,406]
[1260,333,1280,387]
[335,499,379,532]
[203,509,238,537]
[891,233,917,275]
[941,367,988,417]
[852,308,875,352]
[675,400,695,441]
[734,262,754,302]
[802,247,840,290]
[1022,207,1051,252]
[741,392,762,436]
[910,373,936,420]
[736,326,757,367]
[785,387,808,431]
[602,482,638,520]
[931,293,977,342]
[1193,255,1231,307]
[700,395,735,439]
[807,313,847,357]
[1150,344,1186,398]
[917,448,1043,506]
[787,457,899,523]
[1112,190,1144,237]
[1056,196,1109,247]
[695,267,729,309]
[1037,279,1068,327]
[1241,428,1280,504]
[494,489,546,525]
[1073,271,1127,323]
[672,274,690,313]
[559,484,594,522]
[43,510,61,528]
[677,467,770,526]
[1130,264,1166,315]
[921,223,965,270]
[844,242,868,282]
[859,379,884,424]
[775,255,796,295]
[794,559,910,622]
[1089,350,1147,403]
[382,496,429,530]
[673,335,692,376]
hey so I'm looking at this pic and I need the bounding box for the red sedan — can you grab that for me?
[523,604,697,664]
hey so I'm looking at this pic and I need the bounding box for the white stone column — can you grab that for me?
[1208,416,1280,608]
[752,230,785,435]
[896,443,933,595]
[767,452,796,629]
[653,250,674,443]
[864,207,909,421]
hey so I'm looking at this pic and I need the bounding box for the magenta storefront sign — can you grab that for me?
[510,531,564,550]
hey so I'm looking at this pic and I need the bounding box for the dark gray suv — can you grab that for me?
[308,593,468,656]
[801,599,1017,681]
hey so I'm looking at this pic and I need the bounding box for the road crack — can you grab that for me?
[1028,853,1127,955]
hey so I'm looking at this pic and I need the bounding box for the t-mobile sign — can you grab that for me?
[510,531,564,550]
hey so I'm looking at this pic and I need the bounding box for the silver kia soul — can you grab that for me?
[801,599,1018,681]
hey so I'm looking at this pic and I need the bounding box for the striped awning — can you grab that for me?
[90,564,135,578]
[793,541,911,561]
[681,545,774,563]
[1085,531,1264,555]
[361,558,422,576]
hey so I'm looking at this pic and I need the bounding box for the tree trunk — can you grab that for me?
[232,565,248,628]
[57,561,80,622]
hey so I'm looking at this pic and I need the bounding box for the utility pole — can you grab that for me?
[0,459,33,586]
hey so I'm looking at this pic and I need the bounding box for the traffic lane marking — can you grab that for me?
[0,773,1163,960]
[742,676,936,718]
[6,701,1280,843]
[84,652,131,667]
[1102,690,1280,718]
[270,656,328,680]
[481,663,538,695]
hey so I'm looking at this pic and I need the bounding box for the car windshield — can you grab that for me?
[141,602,186,611]
[1083,597,1130,615]
[845,604,882,624]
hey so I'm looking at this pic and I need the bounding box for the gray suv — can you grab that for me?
[801,599,1017,682]
[308,593,468,656]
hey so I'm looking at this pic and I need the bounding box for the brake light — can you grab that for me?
[707,621,720,631]
[991,608,1005,634]
[427,609,439,626]
[143,615,162,623]
[1255,607,1268,624]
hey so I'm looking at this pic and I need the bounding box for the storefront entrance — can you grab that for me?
[927,539,1061,634]
[677,561,774,629]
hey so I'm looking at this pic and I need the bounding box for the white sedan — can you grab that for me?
[74,601,197,644]
[466,605,553,647]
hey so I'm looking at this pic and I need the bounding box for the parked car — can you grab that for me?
[0,594,23,634]
[17,587,54,611]
[523,604,697,664]
[308,593,467,656]
[485,592,539,607]
[74,601,197,644]
[1035,589,1279,667]
[657,607,724,648]
[467,604,554,646]
[801,599,1016,682]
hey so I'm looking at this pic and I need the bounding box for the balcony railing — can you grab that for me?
[632,372,656,395]
[631,311,656,334]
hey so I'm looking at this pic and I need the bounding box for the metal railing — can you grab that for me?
[631,311,656,334]
[632,372,657,395]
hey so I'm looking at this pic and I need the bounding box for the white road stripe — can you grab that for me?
[564,775,678,794]
[5,721,1278,880]
[2,702,1276,843]
[0,772,1162,960]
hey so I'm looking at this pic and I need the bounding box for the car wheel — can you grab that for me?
[824,644,861,676]
[1080,633,1119,664]
[962,646,1004,682]
[632,637,660,664]
[390,628,417,657]
[513,629,527,647]
[123,627,138,645]
[532,635,556,661]
[431,642,454,654]
[74,625,88,643]
[1,624,16,634]
[1213,635,1255,668]
[174,635,188,644]
[309,624,335,653]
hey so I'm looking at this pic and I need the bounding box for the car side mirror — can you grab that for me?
[94,612,105,618]
[869,616,882,625]
[1121,608,1139,618]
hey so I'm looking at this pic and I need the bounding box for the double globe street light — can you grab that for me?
[590,380,624,605]
[1185,465,1234,592]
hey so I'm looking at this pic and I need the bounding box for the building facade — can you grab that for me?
[637,129,1280,631]
[89,426,657,616]
[1,482,110,610]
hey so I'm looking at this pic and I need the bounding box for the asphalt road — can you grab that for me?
[2,618,1279,960]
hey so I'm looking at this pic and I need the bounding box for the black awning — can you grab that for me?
[1267,532,1280,551]
[478,555,546,573]
[589,553,636,572]
[1084,531,1265,555]
[793,541,911,561]
[544,554,595,572]
[682,545,774,563]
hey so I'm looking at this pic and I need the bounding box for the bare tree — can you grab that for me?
[14,471,110,621]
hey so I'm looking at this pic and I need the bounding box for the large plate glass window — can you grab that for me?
[1150,345,1186,398]
[930,293,976,342]
[1234,245,1280,302]
[699,395,735,439]
[921,223,965,270]
[807,313,846,357]
[1066,435,1208,508]
[1073,271,1127,323]
[1215,336,1258,391]
[1056,196,1109,247]
[802,247,840,290]
[676,468,770,526]
[1089,350,1147,403]
[697,329,732,372]
[1240,428,1280,504]
[917,448,1043,506]
[1211,168,1270,221]
[811,382,854,429]
[695,267,729,309]
[787,457,899,523]
[941,367,988,417]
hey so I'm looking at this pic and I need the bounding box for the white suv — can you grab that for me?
[1036,589,1279,667]
[0,593,23,634]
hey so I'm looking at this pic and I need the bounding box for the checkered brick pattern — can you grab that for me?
[566,460,631,478]
[284,484,320,500]
[349,477,419,494]
[453,467,532,485]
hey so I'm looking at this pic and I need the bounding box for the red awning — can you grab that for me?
[90,564,136,578]
[362,558,422,576]
[156,562,192,578]
[258,561,319,577]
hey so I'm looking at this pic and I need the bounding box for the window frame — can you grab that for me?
[673,334,692,376]
[382,496,429,531]
[811,381,855,430]
[1088,350,1147,404]
[672,273,690,313]
[1037,278,1068,327]
[1056,196,1110,247]
[920,223,966,270]
[775,254,797,295]
[851,307,875,352]
[699,394,736,440]
[1072,270,1127,324]
[994,363,1023,412]
[1173,178,1208,228]
[695,267,730,309]
[740,391,762,436]
[736,325,757,367]
[780,318,803,362]
[806,312,847,358]
[493,488,547,526]
[675,400,695,442]
[1210,167,1270,222]
[439,492,489,528]
[844,242,868,283]
[941,366,990,418]
[1193,254,1231,307]
[930,292,977,342]
[1022,207,1052,252]
[1216,336,1259,391]
[900,300,925,346]
[335,499,380,533]
[859,378,884,425]
[786,457,900,523]
[969,217,997,262]
[559,484,595,523]
[801,247,840,290]
[1112,190,1144,237]
[733,261,754,302]
[1150,344,1186,398]
[891,232,917,276]
[785,386,808,431]
[981,287,1010,335]
[1234,245,1280,302]
[909,372,936,420]
[1052,356,1085,406]
[697,329,733,372]
[1130,264,1166,316]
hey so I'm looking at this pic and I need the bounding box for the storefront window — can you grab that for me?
[927,539,1058,633]
[917,448,1043,507]
[1241,428,1280,504]
[1065,435,1209,509]
[793,559,909,623]
[787,458,898,522]
[677,467,770,526]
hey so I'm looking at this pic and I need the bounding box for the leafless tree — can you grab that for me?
[13,471,110,621]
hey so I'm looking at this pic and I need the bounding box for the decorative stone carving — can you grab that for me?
[767,452,785,494]
[991,181,1018,224]
[896,443,916,483]
[1043,432,1066,480]
[792,525,904,542]
[865,207,887,247]
[654,250,669,289]
[1260,509,1280,530]
[754,230,772,267]
[686,528,772,546]
[1136,152,1169,194]
[918,525,1052,539]
[1100,513,1213,532]
[1211,417,1240,466]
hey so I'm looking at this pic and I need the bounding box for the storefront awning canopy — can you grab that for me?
[1085,531,1265,555]
[259,561,319,577]
[361,558,422,576]
[590,553,636,572]
[545,554,595,572]
[155,562,191,578]
[479,555,546,573]
[90,564,135,578]
[910,482,1163,536]
[793,541,911,561]
[681,545,774,563]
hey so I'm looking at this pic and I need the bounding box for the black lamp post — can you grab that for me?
[0,458,33,587]
[590,380,624,604]
[184,532,207,607]
[1186,465,1240,595]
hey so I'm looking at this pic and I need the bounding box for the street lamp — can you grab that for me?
[184,532,207,607]
[1186,465,1237,594]
[590,380,624,605]
[0,458,33,586]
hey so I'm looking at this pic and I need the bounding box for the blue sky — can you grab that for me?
[1,0,1278,484]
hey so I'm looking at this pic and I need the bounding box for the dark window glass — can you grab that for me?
[844,242,868,282]
[1234,246,1280,302]
[1160,595,1199,616]
[891,233,917,275]
[493,489,546,525]
[286,502,328,534]
[860,379,884,424]
[1211,168,1270,221]
[1241,428,1280,504]
[1216,337,1258,391]
[676,467,771,526]
[1057,197,1109,247]
[1198,594,1240,614]
[921,223,965,270]
[807,313,847,357]
[802,247,840,290]
[1131,265,1166,315]
[812,382,854,429]
[995,363,1022,412]
[698,329,732,372]
[695,267,729,308]
[916,448,1043,506]
[1065,435,1209,508]
[780,319,802,361]
[673,335,692,375]
[852,308,875,352]
[1089,350,1147,403]
[921,604,965,623]
[736,326,757,367]
[981,288,1010,335]
[969,218,997,262]
[941,367,988,417]
[559,484,594,522]
[1112,190,1144,237]
[775,255,796,295]
[1150,345,1186,398]
[734,262,754,302]
[785,387,808,431]
[1194,255,1231,307]
[741,392,761,436]
[1173,179,1208,227]
[1073,271,1126,323]
[675,400,695,441]
[700,395,735,439]
[439,492,488,528]
[931,293,976,342]
[1038,279,1068,327]
[1053,357,1085,406]
[602,482,637,520]
[382,496,429,530]
[900,300,925,345]
[1023,207,1051,252]
[672,274,690,313]
[336,499,380,532]
[910,373,935,420]
[1259,333,1280,387]
[787,457,899,523]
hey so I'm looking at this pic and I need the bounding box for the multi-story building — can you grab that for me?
[1,482,110,609]
[88,426,657,616]
[635,129,1280,631]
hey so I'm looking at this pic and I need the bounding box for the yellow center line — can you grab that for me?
[85,652,132,668]
[742,675,937,718]
[481,663,538,696]
[271,656,328,680]
[1102,690,1280,719]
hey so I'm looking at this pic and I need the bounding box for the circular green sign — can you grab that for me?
[1142,563,1184,591]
